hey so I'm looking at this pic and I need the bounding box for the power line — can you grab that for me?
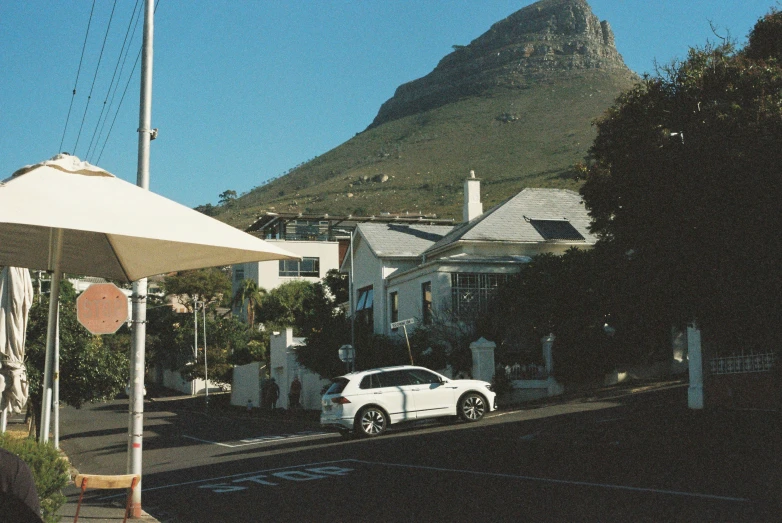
[96,46,142,164]
[96,0,161,164]
[85,0,143,161]
[58,0,96,154]
[72,0,119,156]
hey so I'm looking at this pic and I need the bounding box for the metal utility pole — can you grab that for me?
[128,0,154,517]
[194,301,208,409]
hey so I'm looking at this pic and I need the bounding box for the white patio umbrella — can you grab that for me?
[0,153,300,440]
[0,267,34,431]
[0,154,297,280]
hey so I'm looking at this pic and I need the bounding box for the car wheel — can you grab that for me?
[458,393,486,422]
[356,407,387,437]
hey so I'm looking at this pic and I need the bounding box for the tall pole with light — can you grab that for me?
[128,0,154,516]
[194,301,208,409]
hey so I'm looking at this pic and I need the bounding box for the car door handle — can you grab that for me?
[374,391,383,394]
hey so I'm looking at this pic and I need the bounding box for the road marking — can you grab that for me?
[94,460,358,498]
[182,430,331,448]
[352,460,751,503]
[197,466,354,493]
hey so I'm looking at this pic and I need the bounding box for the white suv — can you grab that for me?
[321,365,497,437]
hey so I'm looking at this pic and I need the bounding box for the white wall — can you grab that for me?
[384,261,524,336]
[349,234,425,335]
[162,369,224,396]
[231,362,262,408]
[270,328,330,410]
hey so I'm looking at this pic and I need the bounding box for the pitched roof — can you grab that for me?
[357,223,454,258]
[425,188,596,254]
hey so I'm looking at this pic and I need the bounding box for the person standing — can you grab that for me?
[0,447,42,522]
[289,376,302,409]
[268,378,280,410]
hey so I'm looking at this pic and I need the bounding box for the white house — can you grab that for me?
[231,213,452,319]
[342,172,598,337]
[231,239,341,319]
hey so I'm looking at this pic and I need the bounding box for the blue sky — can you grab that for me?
[1,1,775,208]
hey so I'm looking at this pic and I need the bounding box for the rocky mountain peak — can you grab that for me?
[370,0,635,128]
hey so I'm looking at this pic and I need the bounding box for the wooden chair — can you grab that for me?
[73,473,140,523]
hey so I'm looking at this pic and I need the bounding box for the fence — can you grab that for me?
[709,351,776,375]
[503,363,548,381]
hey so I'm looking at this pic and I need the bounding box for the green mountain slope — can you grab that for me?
[216,0,637,229]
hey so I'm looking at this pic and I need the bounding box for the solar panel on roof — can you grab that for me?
[528,219,585,241]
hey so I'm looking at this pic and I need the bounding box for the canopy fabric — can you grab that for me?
[0,154,299,282]
[0,267,33,413]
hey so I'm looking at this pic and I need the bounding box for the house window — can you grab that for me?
[234,267,245,282]
[421,281,432,325]
[356,286,374,327]
[279,257,320,277]
[450,273,511,321]
[389,291,399,326]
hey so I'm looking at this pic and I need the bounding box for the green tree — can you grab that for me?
[322,269,349,304]
[25,281,129,436]
[232,279,267,329]
[257,280,333,336]
[218,190,237,205]
[476,249,621,383]
[579,11,782,350]
[194,203,217,216]
[161,268,231,312]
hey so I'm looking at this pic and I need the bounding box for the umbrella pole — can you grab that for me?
[53,302,60,449]
[40,229,63,444]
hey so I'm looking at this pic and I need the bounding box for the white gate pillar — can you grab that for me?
[470,337,496,383]
[541,333,564,396]
[542,333,555,375]
[687,323,704,409]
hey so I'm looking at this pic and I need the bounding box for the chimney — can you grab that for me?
[463,170,483,222]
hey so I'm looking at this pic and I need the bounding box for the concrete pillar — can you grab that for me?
[470,337,496,383]
[687,323,704,409]
[542,333,555,375]
[541,334,563,396]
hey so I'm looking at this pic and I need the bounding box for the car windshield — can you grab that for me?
[325,378,349,395]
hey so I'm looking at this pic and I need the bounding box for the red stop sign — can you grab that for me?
[76,283,129,334]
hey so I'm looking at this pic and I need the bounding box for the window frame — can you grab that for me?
[421,281,432,325]
[389,291,399,326]
[278,256,320,277]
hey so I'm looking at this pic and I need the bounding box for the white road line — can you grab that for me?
[351,460,751,503]
[182,431,331,448]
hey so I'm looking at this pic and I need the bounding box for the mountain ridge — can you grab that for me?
[215,0,638,230]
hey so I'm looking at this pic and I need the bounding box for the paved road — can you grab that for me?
[58,384,781,522]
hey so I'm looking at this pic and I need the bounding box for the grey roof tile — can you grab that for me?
[358,223,454,258]
[426,188,596,254]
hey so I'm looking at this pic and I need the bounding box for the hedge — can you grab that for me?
[0,434,69,523]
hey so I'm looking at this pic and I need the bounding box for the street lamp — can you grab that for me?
[194,301,208,409]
